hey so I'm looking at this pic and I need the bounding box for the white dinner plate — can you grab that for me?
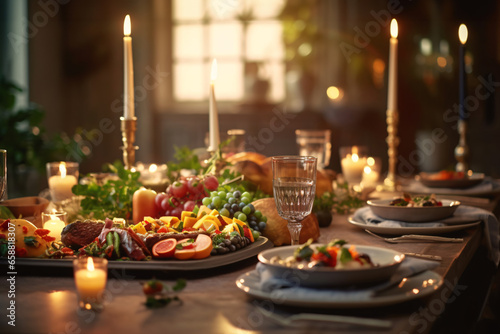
[258,244,404,288]
[348,216,481,236]
[236,269,443,308]
[367,198,460,222]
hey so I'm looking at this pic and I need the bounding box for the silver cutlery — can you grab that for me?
[365,229,464,244]
[403,253,442,261]
[255,305,392,328]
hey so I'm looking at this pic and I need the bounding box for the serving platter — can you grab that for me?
[348,216,481,236]
[418,172,485,189]
[367,198,460,222]
[1,236,272,271]
[257,244,404,288]
[236,269,443,308]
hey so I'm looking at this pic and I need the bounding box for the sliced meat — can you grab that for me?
[61,220,104,248]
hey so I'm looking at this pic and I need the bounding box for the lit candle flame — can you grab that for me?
[364,166,372,174]
[390,19,398,39]
[367,157,375,166]
[352,154,359,162]
[59,162,67,178]
[211,59,217,82]
[458,24,468,45]
[124,15,131,36]
[149,164,158,173]
[87,257,95,271]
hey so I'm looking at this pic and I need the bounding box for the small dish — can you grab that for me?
[418,172,485,189]
[258,244,404,288]
[367,198,460,222]
[0,196,49,219]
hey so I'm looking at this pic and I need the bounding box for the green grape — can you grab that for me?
[254,210,262,219]
[234,211,242,218]
[227,196,235,204]
[218,191,227,199]
[237,213,247,222]
[261,216,267,223]
[242,205,251,215]
[212,196,222,208]
[241,191,251,199]
[220,208,230,217]
[241,197,250,205]
[202,197,211,206]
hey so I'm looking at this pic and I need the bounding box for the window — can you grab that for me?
[172,0,286,104]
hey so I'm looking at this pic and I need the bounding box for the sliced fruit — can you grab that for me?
[192,234,213,259]
[203,221,219,232]
[183,216,198,229]
[152,238,177,258]
[193,215,220,229]
[221,215,232,226]
[243,226,254,242]
[232,218,247,227]
[197,205,212,219]
[159,216,180,228]
[209,209,220,216]
[181,211,195,222]
[174,238,196,260]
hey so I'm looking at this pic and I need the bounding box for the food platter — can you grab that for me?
[348,216,481,235]
[257,244,404,288]
[367,199,460,222]
[417,172,485,189]
[1,236,272,271]
[236,269,443,308]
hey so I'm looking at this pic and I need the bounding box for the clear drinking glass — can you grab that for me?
[295,129,331,169]
[272,156,317,245]
[0,149,6,201]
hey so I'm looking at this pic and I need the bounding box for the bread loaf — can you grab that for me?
[252,198,320,246]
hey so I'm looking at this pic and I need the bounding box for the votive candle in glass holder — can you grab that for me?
[46,162,79,203]
[339,146,368,185]
[73,257,108,312]
[361,157,381,188]
[42,211,67,241]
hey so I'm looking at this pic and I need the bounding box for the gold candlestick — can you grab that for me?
[454,119,469,172]
[120,117,138,169]
[383,108,399,191]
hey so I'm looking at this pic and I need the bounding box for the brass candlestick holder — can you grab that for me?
[120,117,138,170]
[383,108,400,191]
[454,119,469,172]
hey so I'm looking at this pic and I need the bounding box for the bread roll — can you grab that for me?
[252,198,320,246]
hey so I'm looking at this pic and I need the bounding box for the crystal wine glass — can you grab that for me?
[272,156,317,245]
[0,149,6,201]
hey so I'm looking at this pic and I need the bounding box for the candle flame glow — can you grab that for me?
[459,24,468,44]
[211,59,217,82]
[124,15,131,36]
[352,154,359,162]
[390,19,398,39]
[149,164,158,173]
[364,166,372,174]
[367,157,375,166]
[87,257,95,271]
[59,162,67,178]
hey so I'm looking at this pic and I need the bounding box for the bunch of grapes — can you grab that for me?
[154,175,219,218]
[201,189,267,233]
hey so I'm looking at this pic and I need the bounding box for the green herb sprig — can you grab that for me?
[72,161,142,220]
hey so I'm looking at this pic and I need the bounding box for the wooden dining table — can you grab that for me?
[1,197,498,334]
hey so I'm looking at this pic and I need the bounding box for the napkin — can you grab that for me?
[354,206,500,266]
[256,257,439,302]
[403,177,500,195]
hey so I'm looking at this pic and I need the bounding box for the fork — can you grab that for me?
[255,305,392,328]
[365,229,464,244]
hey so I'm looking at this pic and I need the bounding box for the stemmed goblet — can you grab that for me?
[272,156,317,245]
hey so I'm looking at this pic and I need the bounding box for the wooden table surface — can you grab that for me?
[0,208,494,334]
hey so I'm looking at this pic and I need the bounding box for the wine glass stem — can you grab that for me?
[287,221,302,245]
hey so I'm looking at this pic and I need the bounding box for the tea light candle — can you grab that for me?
[48,162,78,202]
[361,166,380,187]
[341,147,367,184]
[74,258,107,302]
[42,212,66,241]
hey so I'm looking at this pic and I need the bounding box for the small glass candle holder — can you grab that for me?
[46,162,79,203]
[339,146,368,185]
[295,129,332,169]
[73,257,108,312]
[134,162,169,193]
[361,157,382,189]
[42,211,67,241]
